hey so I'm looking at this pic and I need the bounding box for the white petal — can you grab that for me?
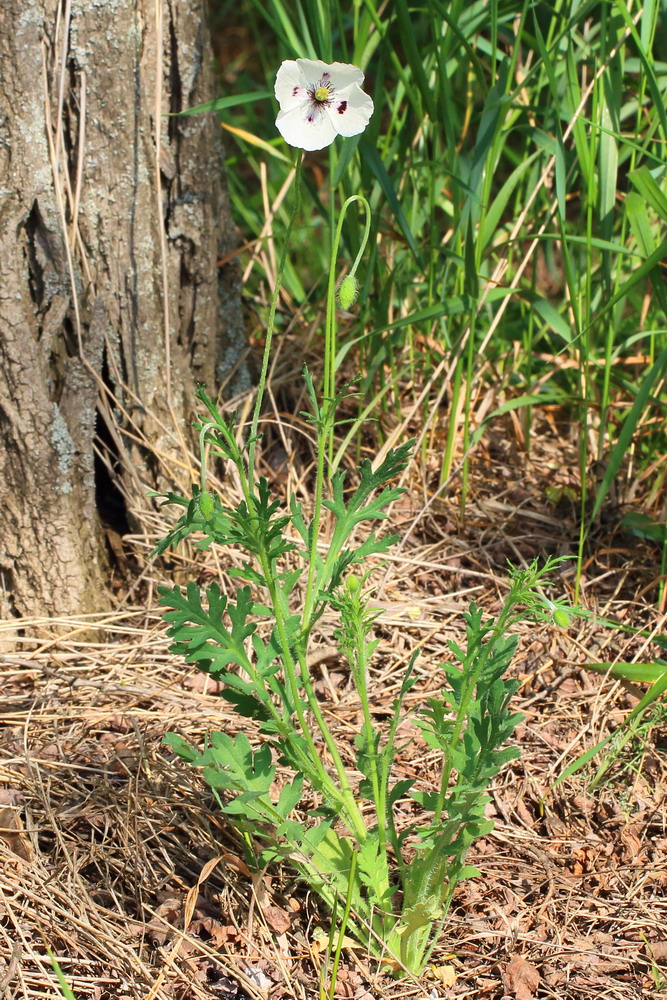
[275,104,338,151]
[326,84,374,139]
[274,60,310,111]
[295,58,365,90]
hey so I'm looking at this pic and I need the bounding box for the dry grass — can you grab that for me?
[2,386,666,1000]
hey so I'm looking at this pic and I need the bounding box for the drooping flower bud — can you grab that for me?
[338,274,359,309]
[197,490,215,521]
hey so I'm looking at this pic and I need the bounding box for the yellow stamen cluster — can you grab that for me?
[314,86,329,102]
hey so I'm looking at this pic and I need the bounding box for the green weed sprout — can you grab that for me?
[47,950,77,1000]
[154,377,568,975]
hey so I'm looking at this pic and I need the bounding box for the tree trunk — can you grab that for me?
[0,0,249,621]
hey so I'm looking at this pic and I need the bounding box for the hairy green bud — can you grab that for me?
[338,275,359,310]
[197,490,215,521]
[552,607,571,628]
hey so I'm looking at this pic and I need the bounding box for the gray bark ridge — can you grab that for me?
[0,0,249,619]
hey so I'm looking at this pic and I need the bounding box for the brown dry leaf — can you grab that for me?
[542,964,565,989]
[311,927,359,956]
[105,714,133,732]
[222,851,253,877]
[330,966,356,998]
[649,940,667,962]
[262,904,291,934]
[0,801,33,862]
[572,794,595,816]
[514,797,536,829]
[621,824,645,861]
[502,956,540,1000]
[190,914,234,949]
[567,934,601,969]
[475,978,498,995]
[182,672,224,694]
[431,963,457,987]
[147,896,183,946]
[570,844,598,876]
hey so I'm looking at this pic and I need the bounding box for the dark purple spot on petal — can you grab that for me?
[337,101,347,114]
[322,72,330,79]
[293,86,299,96]
[307,115,315,122]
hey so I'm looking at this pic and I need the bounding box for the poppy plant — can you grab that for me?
[274,58,374,151]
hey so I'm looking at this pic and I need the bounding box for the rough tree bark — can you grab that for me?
[0,0,249,621]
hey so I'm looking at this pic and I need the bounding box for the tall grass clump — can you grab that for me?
[211,0,667,597]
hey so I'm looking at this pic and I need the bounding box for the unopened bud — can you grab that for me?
[197,490,215,521]
[552,607,571,628]
[345,574,362,594]
[338,275,358,309]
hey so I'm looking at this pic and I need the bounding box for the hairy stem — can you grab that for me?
[248,151,303,485]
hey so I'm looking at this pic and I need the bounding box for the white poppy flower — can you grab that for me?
[274,58,374,152]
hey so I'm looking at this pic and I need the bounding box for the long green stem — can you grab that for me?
[248,151,303,486]
[350,611,386,850]
[261,550,366,839]
[263,568,336,784]
[294,644,368,841]
[324,195,372,459]
[211,411,345,809]
[432,597,516,826]
[303,416,328,635]
[304,197,371,629]
[327,851,358,1000]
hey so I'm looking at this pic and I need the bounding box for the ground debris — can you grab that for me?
[1,447,666,999]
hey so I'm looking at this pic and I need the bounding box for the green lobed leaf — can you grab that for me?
[356,832,396,911]
[158,582,256,675]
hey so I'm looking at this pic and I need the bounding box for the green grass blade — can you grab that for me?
[360,141,424,270]
[480,151,540,249]
[628,165,667,222]
[588,237,667,330]
[598,54,620,249]
[552,668,667,792]
[47,951,77,1000]
[394,0,437,121]
[583,662,667,684]
[625,191,658,256]
[173,90,272,117]
[613,1,667,143]
[589,344,667,524]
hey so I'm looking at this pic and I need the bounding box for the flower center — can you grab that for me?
[314,86,330,102]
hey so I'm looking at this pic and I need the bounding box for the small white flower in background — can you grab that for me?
[274,58,374,151]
